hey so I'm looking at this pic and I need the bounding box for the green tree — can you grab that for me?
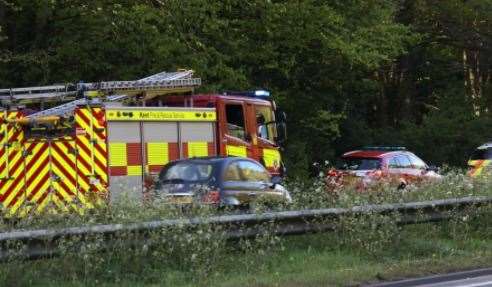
[3,0,489,174]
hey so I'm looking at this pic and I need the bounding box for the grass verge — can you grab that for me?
[3,216,492,287]
[1,172,492,286]
[214,223,492,287]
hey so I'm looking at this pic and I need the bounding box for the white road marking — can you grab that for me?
[419,275,492,287]
[456,281,492,287]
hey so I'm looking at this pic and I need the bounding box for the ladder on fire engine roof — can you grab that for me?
[0,70,201,118]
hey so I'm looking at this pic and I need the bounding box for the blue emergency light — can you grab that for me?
[362,146,407,151]
[224,90,271,100]
[254,90,270,97]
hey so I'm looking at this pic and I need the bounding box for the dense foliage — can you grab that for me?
[1,0,491,174]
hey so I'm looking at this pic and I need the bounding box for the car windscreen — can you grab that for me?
[470,148,492,160]
[159,162,215,183]
[336,157,382,171]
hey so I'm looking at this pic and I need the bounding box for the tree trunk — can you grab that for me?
[463,49,483,116]
[374,70,389,127]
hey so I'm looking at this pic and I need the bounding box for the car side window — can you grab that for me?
[224,162,242,181]
[237,160,271,182]
[388,157,400,168]
[396,155,412,168]
[409,154,427,169]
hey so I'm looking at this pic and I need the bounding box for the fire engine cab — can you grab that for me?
[0,70,287,216]
[159,91,286,172]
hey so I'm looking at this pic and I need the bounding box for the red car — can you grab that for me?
[326,147,440,191]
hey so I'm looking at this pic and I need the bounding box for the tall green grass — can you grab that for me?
[0,171,491,286]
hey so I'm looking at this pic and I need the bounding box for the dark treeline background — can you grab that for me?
[1,0,491,176]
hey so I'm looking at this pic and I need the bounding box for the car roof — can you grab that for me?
[476,142,492,149]
[167,156,256,165]
[342,150,410,159]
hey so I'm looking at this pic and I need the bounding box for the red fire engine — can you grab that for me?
[0,70,286,216]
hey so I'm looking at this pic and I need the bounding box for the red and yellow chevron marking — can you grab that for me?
[18,138,101,217]
[0,111,9,180]
[22,141,51,216]
[468,160,491,177]
[51,140,93,214]
[0,111,26,217]
[0,107,110,217]
[75,107,108,205]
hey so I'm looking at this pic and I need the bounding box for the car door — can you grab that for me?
[221,160,277,205]
[221,160,259,205]
[407,153,429,182]
[387,156,403,185]
[396,154,416,184]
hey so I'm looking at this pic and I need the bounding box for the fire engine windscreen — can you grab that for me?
[470,148,492,160]
[255,105,277,142]
[336,158,382,171]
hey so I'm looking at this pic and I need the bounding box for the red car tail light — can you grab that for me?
[327,168,339,177]
[202,191,220,204]
[144,174,156,190]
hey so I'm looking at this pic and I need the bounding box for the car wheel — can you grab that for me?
[248,202,258,214]
[180,204,193,214]
[397,182,406,190]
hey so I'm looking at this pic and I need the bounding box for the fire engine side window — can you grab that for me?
[225,104,246,140]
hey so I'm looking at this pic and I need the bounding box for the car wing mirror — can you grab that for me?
[426,165,438,172]
[276,122,287,145]
[270,176,282,188]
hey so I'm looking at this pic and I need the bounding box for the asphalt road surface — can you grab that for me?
[418,275,492,287]
[366,268,492,287]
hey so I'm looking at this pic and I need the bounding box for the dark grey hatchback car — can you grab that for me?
[153,157,291,208]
